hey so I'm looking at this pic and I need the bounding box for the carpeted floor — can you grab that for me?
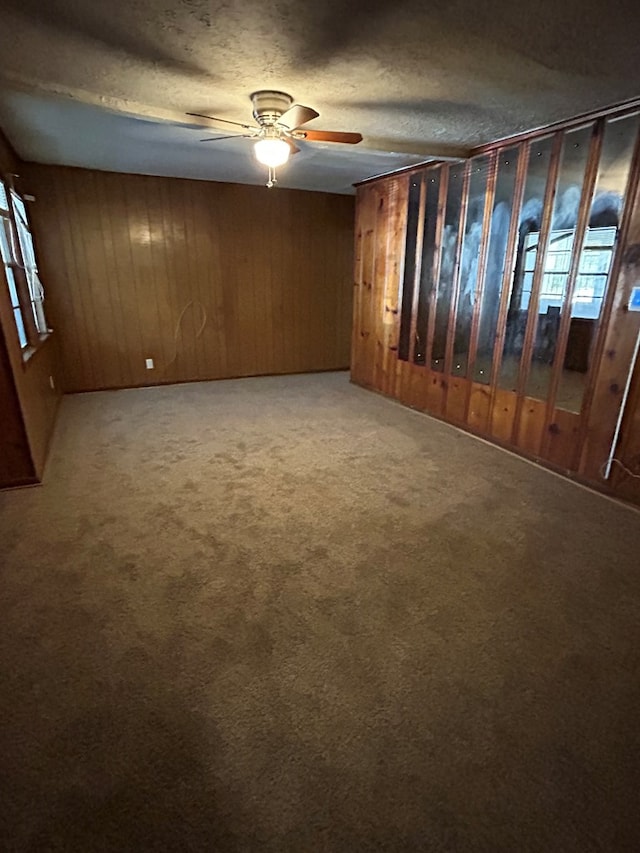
[1,371,640,852]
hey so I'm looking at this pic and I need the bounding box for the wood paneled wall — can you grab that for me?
[13,337,61,478]
[23,166,354,393]
[0,134,60,487]
[0,319,34,485]
[351,124,640,508]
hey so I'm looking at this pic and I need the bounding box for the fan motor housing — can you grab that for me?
[250,90,293,126]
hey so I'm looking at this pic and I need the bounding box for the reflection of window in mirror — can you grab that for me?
[572,227,616,319]
[519,226,615,320]
[502,211,541,371]
[556,224,618,408]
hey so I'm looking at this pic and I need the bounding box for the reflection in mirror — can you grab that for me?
[452,156,490,377]
[525,124,594,401]
[473,148,519,383]
[414,170,441,364]
[557,112,640,412]
[398,176,423,361]
[431,165,465,372]
[499,136,554,390]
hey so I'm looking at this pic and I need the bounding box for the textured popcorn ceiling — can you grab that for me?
[0,0,638,193]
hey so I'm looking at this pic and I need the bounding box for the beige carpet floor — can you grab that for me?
[1,371,640,852]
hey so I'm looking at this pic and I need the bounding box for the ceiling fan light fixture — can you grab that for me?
[254,137,290,168]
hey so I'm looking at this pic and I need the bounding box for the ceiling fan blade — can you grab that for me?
[297,130,363,145]
[285,139,301,155]
[186,111,254,131]
[200,134,249,142]
[277,104,319,130]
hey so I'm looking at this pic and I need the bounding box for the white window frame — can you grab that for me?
[0,180,49,353]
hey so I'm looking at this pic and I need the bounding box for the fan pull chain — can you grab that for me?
[267,165,277,188]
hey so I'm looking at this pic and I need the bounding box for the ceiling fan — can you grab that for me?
[187,90,363,187]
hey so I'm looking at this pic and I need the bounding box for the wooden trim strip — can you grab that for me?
[464,151,498,407]
[356,186,378,385]
[424,165,449,370]
[408,175,427,363]
[488,142,530,392]
[387,174,410,351]
[351,211,364,370]
[350,191,365,376]
[443,161,472,379]
[541,121,603,457]
[381,176,409,395]
[372,183,391,392]
[366,187,381,381]
[354,161,448,188]
[511,130,565,444]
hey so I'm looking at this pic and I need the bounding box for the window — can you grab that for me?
[0,181,48,351]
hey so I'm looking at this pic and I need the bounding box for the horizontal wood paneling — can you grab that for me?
[23,166,355,393]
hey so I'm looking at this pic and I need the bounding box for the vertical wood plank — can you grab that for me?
[490,388,518,443]
[372,185,390,393]
[379,176,409,397]
[518,396,548,456]
[467,381,492,433]
[350,189,365,383]
[359,186,377,388]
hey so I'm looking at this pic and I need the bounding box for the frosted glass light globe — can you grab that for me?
[254,138,290,168]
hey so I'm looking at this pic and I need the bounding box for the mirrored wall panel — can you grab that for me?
[498,136,554,391]
[473,147,519,384]
[414,171,442,364]
[431,165,465,372]
[556,112,640,412]
[525,124,595,403]
[398,176,423,361]
[452,156,490,377]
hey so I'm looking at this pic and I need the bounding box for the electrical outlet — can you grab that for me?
[145,358,154,369]
[49,375,55,390]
